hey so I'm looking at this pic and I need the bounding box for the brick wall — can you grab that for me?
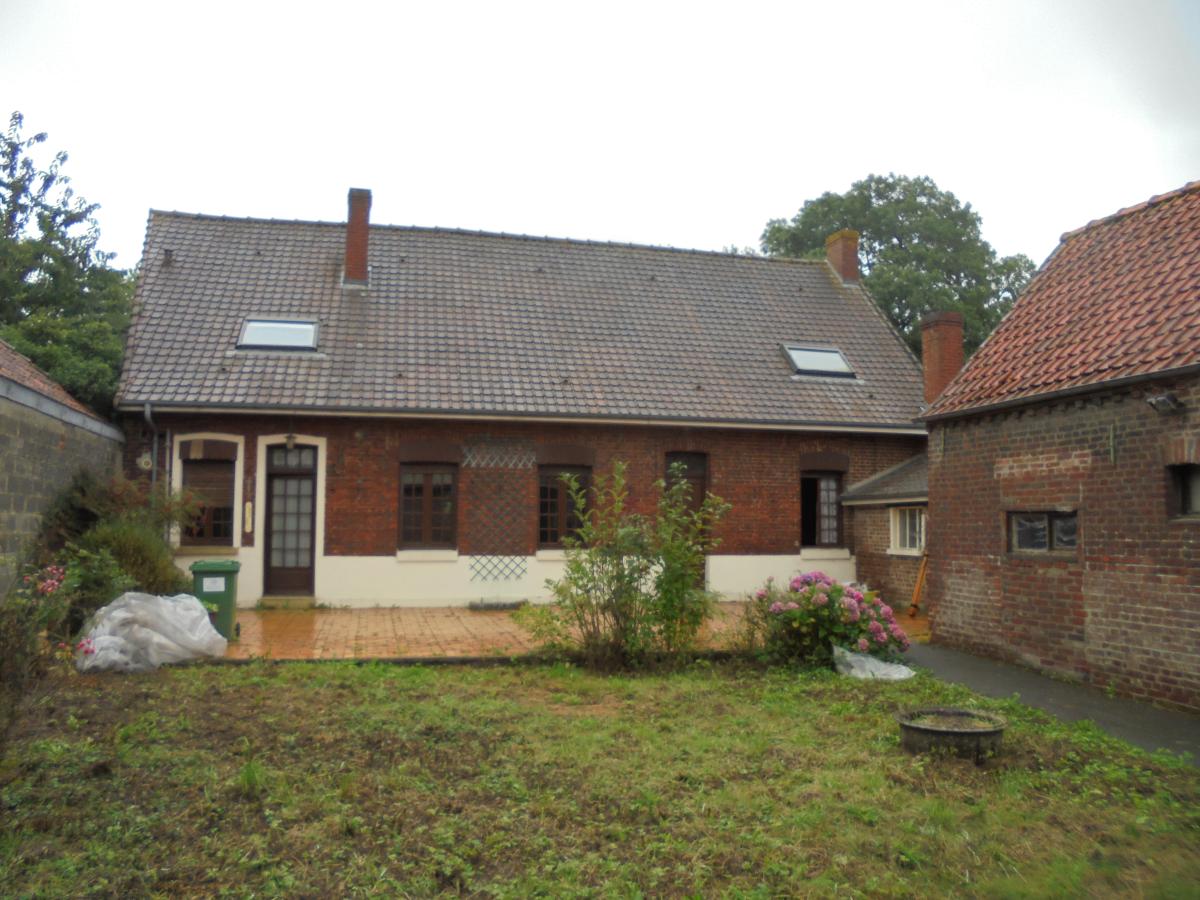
[122,414,923,558]
[1,397,123,594]
[850,506,923,608]
[927,374,1200,711]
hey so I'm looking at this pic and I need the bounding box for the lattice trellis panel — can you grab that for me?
[463,440,536,469]
[469,555,528,582]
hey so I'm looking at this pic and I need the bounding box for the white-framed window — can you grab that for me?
[782,345,855,378]
[238,319,318,350]
[889,506,925,555]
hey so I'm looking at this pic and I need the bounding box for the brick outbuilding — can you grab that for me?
[923,182,1200,711]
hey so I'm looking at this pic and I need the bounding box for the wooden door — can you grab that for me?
[265,445,316,595]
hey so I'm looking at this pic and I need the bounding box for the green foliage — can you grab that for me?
[22,473,197,637]
[2,663,1197,897]
[649,461,731,654]
[531,460,729,667]
[2,309,128,415]
[739,571,910,665]
[81,520,190,596]
[761,173,1036,355]
[0,563,68,750]
[58,544,134,634]
[0,111,132,414]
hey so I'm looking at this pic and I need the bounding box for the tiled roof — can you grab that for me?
[841,453,927,504]
[116,212,925,429]
[0,339,102,420]
[927,181,1200,419]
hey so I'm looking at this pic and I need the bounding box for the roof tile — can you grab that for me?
[927,182,1200,417]
[117,214,924,428]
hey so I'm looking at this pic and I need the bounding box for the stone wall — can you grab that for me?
[0,394,123,594]
[927,374,1200,712]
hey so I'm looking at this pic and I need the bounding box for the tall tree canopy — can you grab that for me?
[761,174,1034,355]
[0,112,132,414]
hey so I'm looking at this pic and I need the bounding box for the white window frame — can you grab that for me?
[238,318,318,350]
[782,344,855,378]
[888,506,926,556]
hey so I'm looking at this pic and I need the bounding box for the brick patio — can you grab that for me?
[225,603,930,660]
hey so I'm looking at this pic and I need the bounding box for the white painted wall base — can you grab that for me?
[175,549,857,608]
[707,550,857,596]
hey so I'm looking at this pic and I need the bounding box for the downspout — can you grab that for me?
[143,402,158,488]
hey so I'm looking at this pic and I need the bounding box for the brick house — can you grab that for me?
[923,182,1200,711]
[115,190,927,608]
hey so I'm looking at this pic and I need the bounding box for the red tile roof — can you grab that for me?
[926,181,1200,419]
[0,339,104,420]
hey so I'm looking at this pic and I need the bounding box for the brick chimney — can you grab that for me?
[344,188,371,287]
[920,311,964,403]
[825,229,859,282]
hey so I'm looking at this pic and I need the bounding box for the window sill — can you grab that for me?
[175,545,239,557]
[1007,550,1078,561]
[886,547,924,558]
[1169,515,1200,525]
[535,549,569,562]
[395,549,459,563]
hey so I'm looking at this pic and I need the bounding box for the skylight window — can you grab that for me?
[238,319,317,350]
[783,345,854,378]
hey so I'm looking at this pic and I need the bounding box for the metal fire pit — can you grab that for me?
[897,707,1006,763]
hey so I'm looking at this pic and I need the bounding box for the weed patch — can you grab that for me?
[0,664,1197,897]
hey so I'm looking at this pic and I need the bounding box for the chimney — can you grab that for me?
[825,228,859,282]
[920,311,965,403]
[344,188,371,287]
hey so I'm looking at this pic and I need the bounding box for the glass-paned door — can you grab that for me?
[265,445,316,594]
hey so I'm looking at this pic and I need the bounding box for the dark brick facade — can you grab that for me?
[927,375,1200,712]
[850,506,923,609]
[123,413,923,560]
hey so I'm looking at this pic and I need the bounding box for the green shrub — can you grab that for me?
[528,460,729,668]
[82,520,191,595]
[740,571,910,666]
[0,563,69,751]
[58,544,135,636]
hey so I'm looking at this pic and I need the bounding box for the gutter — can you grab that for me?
[0,376,123,442]
[113,402,929,436]
[922,362,1200,423]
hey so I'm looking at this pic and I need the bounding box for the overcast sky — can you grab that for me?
[2,0,1197,270]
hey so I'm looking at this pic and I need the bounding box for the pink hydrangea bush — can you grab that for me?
[748,571,909,665]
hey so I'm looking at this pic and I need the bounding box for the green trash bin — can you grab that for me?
[190,560,241,641]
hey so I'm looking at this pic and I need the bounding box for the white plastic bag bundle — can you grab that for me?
[76,592,227,673]
[833,645,915,681]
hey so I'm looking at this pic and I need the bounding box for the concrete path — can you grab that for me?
[905,642,1200,764]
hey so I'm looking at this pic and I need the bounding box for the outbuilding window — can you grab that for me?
[1169,465,1200,517]
[889,506,925,555]
[1008,511,1077,552]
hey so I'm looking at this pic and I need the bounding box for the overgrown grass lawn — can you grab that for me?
[2,662,1197,897]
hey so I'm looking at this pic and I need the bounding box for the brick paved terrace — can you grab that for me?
[226,603,931,660]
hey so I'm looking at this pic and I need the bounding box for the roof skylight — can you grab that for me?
[238,319,317,350]
[784,345,854,378]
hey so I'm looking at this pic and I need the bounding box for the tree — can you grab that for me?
[0,111,132,415]
[761,174,1034,355]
